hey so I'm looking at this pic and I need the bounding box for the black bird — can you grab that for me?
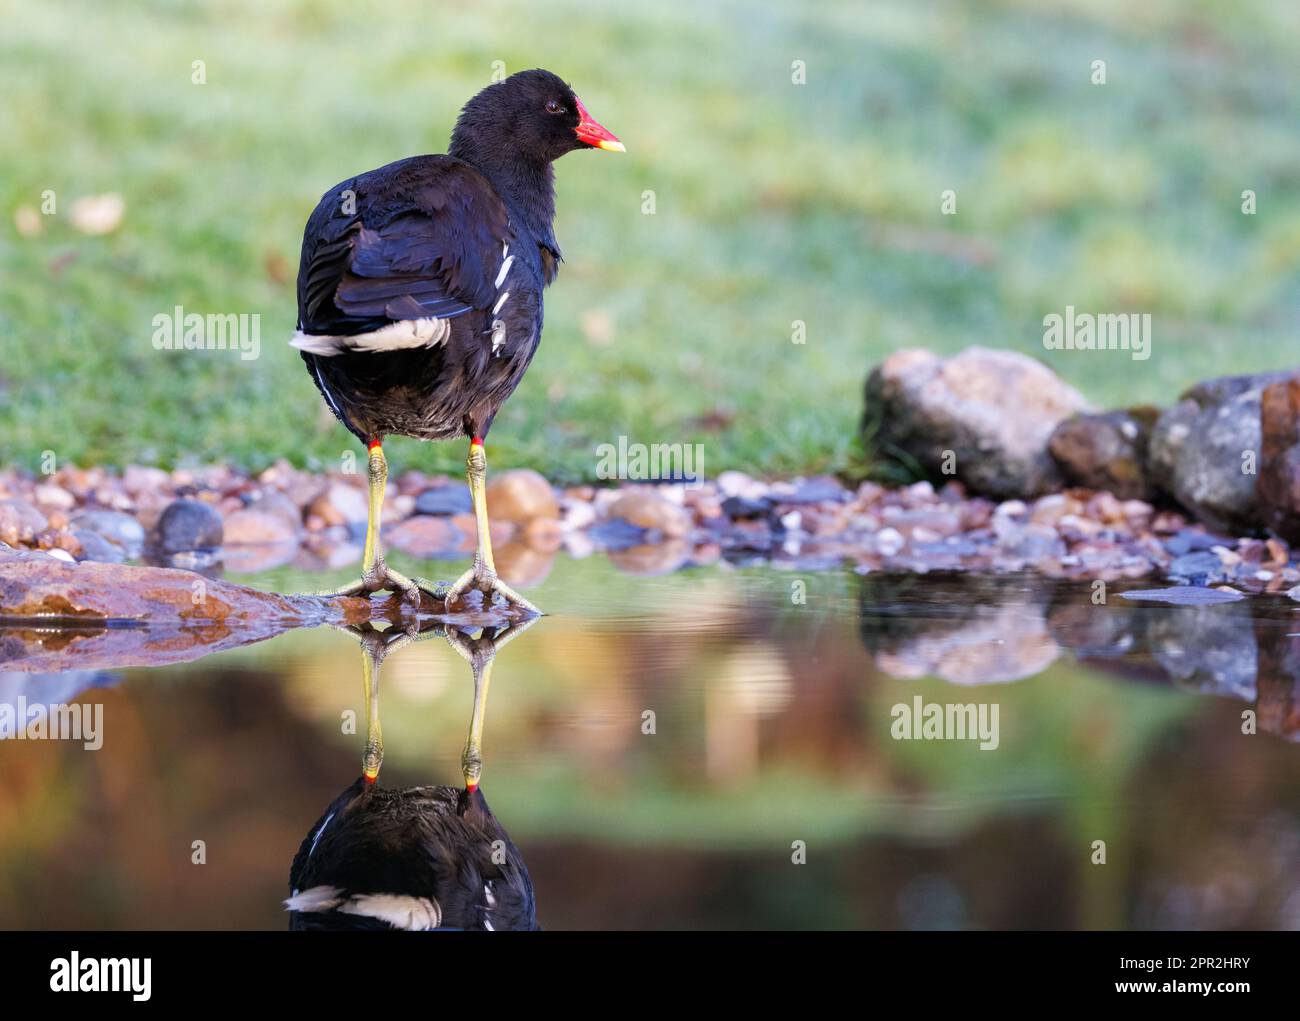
[287,781,536,931]
[292,70,623,613]
[286,618,539,931]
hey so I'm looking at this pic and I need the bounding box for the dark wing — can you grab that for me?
[296,155,511,341]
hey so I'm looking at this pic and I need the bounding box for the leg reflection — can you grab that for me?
[285,617,540,930]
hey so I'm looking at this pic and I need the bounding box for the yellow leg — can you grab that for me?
[361,443,386,580]
[446,616,539,790]
[361,638,383,783]
[461,651,493,791]
[469,442,496,577]
[445,439,541,614]
[312,441,440,606]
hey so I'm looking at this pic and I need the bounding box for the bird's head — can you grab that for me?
[451,68,624,165]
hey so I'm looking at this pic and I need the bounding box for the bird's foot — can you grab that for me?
[311,560,442,610]
[444,566,541,616]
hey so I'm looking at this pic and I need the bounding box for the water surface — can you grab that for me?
[2,557,1298,930]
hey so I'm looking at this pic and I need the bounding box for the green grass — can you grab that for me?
[3,0,1300,482]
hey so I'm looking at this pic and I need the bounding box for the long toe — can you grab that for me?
[486,575,542,616]
[443,567,479,610]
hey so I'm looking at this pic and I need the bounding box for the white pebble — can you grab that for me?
[876,527,905,556]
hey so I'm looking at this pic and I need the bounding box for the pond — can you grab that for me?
[1,553,1298,930]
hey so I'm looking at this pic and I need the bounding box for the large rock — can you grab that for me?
[1048,407,1159,501]
[1149,371,1291,534]
[863,347,1091,499]
[0,546,367,628]
[1257,375,1300,543]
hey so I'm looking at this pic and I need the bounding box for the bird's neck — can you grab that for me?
[450,141,558,253]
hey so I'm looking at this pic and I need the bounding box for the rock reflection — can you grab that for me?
[286,618,539,931]
[858,572,1300,739]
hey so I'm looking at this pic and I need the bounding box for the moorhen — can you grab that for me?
[291,69,623,614]
[286,618,539,930]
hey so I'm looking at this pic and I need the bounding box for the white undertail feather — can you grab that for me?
[290,317,451,357]
[284,885,344,912]
[284,886,443,930]
[339,894,442,930]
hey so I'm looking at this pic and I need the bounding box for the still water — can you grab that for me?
[2,555,1298,930]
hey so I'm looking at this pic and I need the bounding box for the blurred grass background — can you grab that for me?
[3,0,1300,482]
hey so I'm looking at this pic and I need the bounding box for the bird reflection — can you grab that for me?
[286,617,539,930]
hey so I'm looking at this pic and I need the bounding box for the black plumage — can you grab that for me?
[290,69,620,610]
[287,778,537,932]
[294,68,609,444]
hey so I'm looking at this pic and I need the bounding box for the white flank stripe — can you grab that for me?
[339,894,442,931]
[290,317,451,357]
[494,256,514,288]
[492,291,510,315]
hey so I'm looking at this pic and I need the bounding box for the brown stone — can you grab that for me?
[450,513,514,552]
[308,482,369,526]
[1048,407,1159,501]
[485,469,558,522]
[0,499,48,546]
[495,541,556,588]
[0,546,368,627]
[522,516,564,551]
[223,508,300,546]
[607,489,692,537]
[1258,375,1300,543]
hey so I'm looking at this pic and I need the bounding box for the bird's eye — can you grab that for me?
[545,99,565,115]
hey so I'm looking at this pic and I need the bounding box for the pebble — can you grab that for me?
[71,509,147,554]
[154,498,223,553]
[875,527,905,556]
[1167,551,1230,587]
[587,517,651,551]
[607,489,692,538]
[0,499,48,546]
[223,508,299,546]
[414,484,473,516]
[720,495,772,519]
[33,483,75,511]
[384,515,464,558]
[71,529,125,564]
[0,461,1291,597]
[308,482,369,527]
[485,469,559,522]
